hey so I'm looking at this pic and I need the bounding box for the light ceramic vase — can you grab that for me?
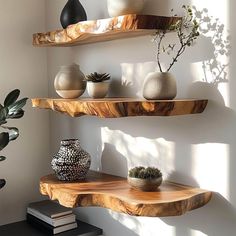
[107,0,145,17]
[54,63,86,99]
[143,72,177,100]
[87,81,110,98]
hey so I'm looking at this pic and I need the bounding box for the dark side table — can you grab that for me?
[0,220,103,236]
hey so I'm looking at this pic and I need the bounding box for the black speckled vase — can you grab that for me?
[52,139,91,181]
[60,0,87,29]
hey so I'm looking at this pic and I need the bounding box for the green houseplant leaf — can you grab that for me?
[0,156,6,161]
[8,98,28,116]
[0,107,8,123]
[0,132,9,151]
[4,89,20,107]
[0,179,6,189]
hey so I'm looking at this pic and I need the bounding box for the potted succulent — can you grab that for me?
[128,166,163,191]
[86,72,111,98]
[143,5,200,100]
[0,89,28,189]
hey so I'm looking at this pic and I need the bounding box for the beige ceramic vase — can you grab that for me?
[107,0,145,17]
[54,63,86,99]
[142,72,177,100]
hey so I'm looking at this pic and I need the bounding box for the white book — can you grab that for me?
[27,200,72,218]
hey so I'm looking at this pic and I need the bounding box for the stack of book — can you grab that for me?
[27,200,78,235]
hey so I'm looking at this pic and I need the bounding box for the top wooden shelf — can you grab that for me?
[31,98,208,118]
[33,14,181,47]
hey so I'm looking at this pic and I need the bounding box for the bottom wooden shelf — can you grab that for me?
[40,171,212,217]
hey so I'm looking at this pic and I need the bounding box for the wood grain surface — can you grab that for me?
[31,98,208,118]
[40,171,212,217]
[33,14,181,47]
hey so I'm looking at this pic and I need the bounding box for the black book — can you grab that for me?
[27,214,78,235]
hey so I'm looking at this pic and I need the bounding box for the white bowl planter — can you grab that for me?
[87,81,110,98]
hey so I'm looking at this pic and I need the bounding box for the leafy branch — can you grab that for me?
[155,5,200,72]
[0,89,28,189]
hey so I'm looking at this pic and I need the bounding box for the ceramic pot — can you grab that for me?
[143,72,177,100]
[87,81,110,98]
[107,0,145,17]
[52,139,91,181]
[60,0,87,29]
[128,176,162,191]
[54,63,86,99]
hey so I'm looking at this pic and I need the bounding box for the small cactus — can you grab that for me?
[86,72,110,83]
[128,166,162,179]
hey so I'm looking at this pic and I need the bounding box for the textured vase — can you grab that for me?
[87,81,110,98]
[54,63,86,99]
[52,139,91,181]
[107,0,145,17]
[143,72,177,100]
[60,0,87,29]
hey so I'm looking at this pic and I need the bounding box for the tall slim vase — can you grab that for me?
[60,0,87,29]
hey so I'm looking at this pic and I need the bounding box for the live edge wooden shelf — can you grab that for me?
[33,14,181,47]
[31,98,208,118]
[40,171,212,217]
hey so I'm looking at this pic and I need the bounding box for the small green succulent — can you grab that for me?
[86,72,110,83]
[128,166,162,179]
[0,89,28,189]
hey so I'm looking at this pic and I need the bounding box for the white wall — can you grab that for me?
[0,0,50,225]
[46,0,236,236]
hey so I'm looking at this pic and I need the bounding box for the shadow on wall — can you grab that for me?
[75,207,140,236]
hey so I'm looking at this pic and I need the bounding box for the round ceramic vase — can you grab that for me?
[87,81,110,98]
[54,64,86,99]
[143,72,177,100]
[128,176,163,191]
[60,0,87,29]
[51,139,91,181]
[107,0,145,17]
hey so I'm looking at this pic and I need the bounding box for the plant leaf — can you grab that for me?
[4,89,20,107]
[0,107,8,122]
[0,132,9,151]
[8,98,28,116]
[0,156,6,161]
[8,127,19,141]
[8,109,25,119]
[0,179,6,189]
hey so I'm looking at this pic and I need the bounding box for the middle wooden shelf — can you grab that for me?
[31,98,208,118]
[40,170,212,217]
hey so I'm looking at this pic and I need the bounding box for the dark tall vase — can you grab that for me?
[60,0,87,29]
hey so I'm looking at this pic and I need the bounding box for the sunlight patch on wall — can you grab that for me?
[191,143,229,199]
[101,127,175,178]
[190,229,207,236]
